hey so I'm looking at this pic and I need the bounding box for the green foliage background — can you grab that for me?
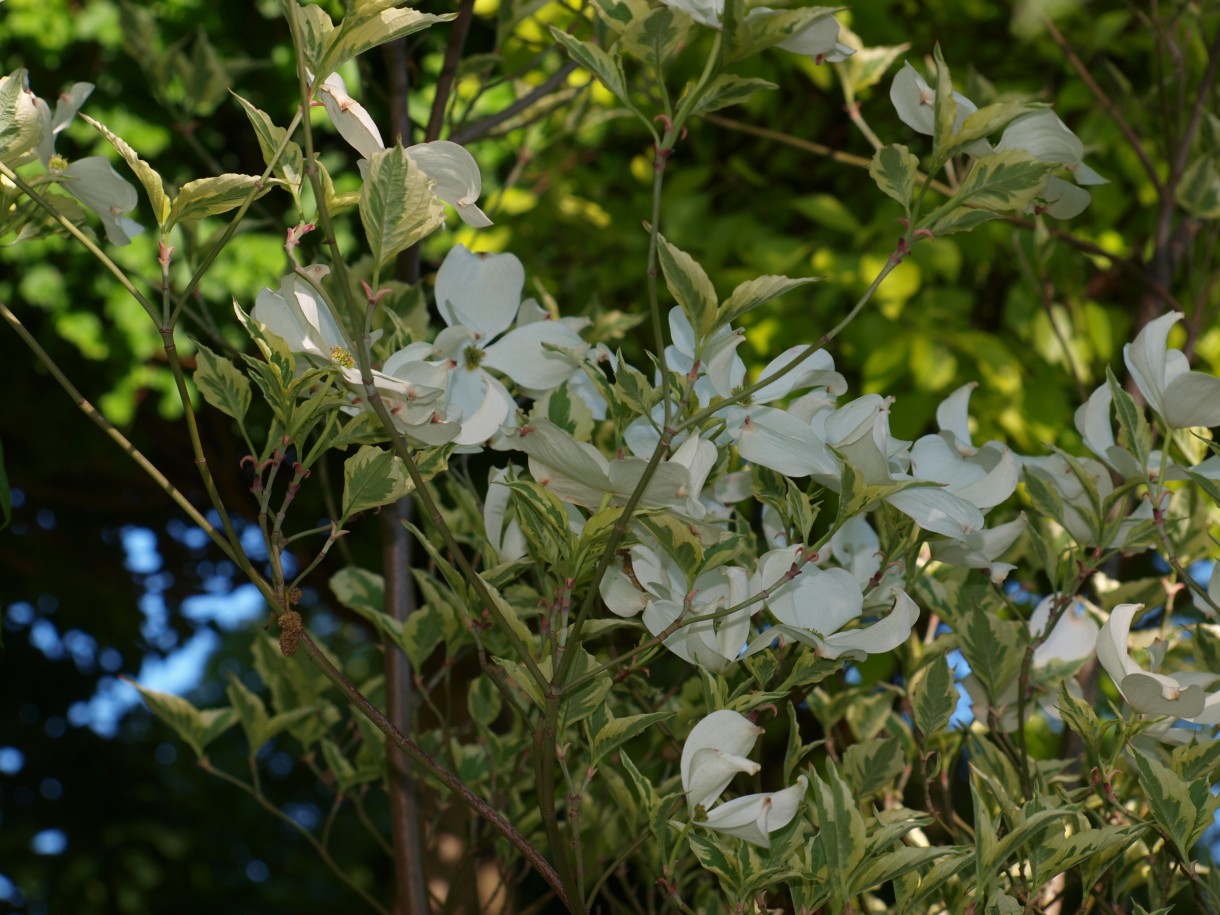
[1,0,1218,911]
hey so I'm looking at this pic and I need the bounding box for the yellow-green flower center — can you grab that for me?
[48,153,70,171]
[330,345,356,368]
[463,345,485,371]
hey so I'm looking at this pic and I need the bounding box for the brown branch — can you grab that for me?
[426,0,477,143]
[1043,15,1165,196]
[297,630,572,910]
[1171,24,1220,184]
[449,61,581,144]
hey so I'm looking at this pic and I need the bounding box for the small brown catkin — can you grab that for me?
[279,610,303,657]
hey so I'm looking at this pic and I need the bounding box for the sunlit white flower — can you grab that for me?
[600,544,756,671]
[506,418,717,518]
[909,383,1019,513]
[316,72,491,227]
[700,777,809,847]
[1097,602,1214,719]
[660,1,853,63]
[253,266,355,366]
[1123,311,1220,429]
[930,514,1027,583]
[751,545,918,659]
[32,79,144,245]
[680,709,807,848]
[681,710,763,810]
[888,62,991,156]
[432,245,586,446]
[995,110,1106,186]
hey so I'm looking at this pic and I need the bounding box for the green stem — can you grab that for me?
[172,108,305,323]
[161,329,274,605]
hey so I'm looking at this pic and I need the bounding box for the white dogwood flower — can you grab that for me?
[31,79,143,245]
[316,72,491,227]
[680,709,807,848]
[1097,602,1212,719]
[1123,311,1220,429]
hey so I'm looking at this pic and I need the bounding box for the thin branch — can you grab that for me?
[1043,16,1165,196]
[1171,24,1220,184]
[449,61,581,144]
[0,300,245,571]
[425,0,477,143]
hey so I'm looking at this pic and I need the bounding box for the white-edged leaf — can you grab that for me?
[359,143,444,268]
[192,341,251,422]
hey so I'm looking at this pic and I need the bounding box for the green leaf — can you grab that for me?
[621,5,689,67]
[177,29,229,115]
[78,112,171,226]
[1056,684,1113,762]
[930,44,957,165]
[341,445,412,521]
[169,174,269,227]
[656,231,717,339]
[533,382,594,441]
[688,832,745,894]
[869,144,920,214]
[125,678,237,759]
[1129,748,1218,859]
[591,711,672,766]
[638,514,703,584]
[613,356,656,417]
[502,479,575,569]
[686,75,777,119]
[1035,823,1136,881]
[723,5,839,63]
[559,649,612,728]
[1176,154,1220,219]
[329,566,385,617]
[467,675,502,727]
[226,672,272,752]
[927,151,1051,226]
[400,598,447,668]
[922,206,998,236]
[958,604,1027,704]
[192,341,251,422]
[231,91,305,207]
[842,737,905,801]
[1106,367,1152,472]
[834,38,909,104]
[316,6,453,80]
[1023,467,1065,522]
[718,274,819,328]
[359,143,444,269]
[849,846,952,898]
[550,27,633,108]
[295,3,335,73]
[810,762,867,911]
[913,653,957,737]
